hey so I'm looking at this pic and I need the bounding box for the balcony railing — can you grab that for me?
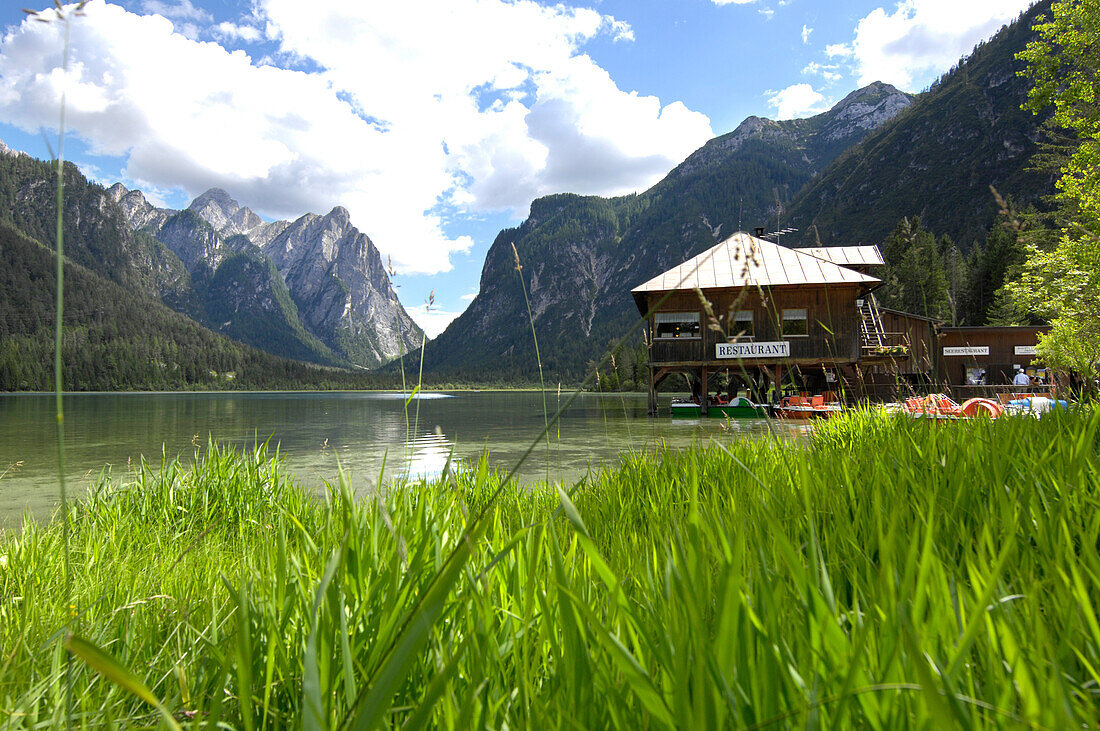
[861,332,910,358]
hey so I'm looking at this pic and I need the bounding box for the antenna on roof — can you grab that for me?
[773,187,783,247]
[760,227,797,241]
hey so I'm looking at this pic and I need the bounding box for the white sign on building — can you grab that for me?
[716,341,790,359]
[1014,345,1038,356]
[943,346,989,357]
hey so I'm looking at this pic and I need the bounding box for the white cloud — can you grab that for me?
[801,24,812,44]
[460,292,477,301]
[0,0,712,275]
[76,160,111,185]
[211,22,262,43]
[710,0,758,4]
[766,83,828,119]
[139,0,210,22]
[409,306,468,339]
[803,61,841,82]
[839,0,1034,89]
[605,19,634,42]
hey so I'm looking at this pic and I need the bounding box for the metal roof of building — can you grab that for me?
[631,232,880,294]
[794,245,885,267]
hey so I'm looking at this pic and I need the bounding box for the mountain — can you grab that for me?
[0,150,191,307]
[0,143,418,374]
[94,184,339,366]
[260,206,418,367]
[186,187,289,245]
[201,238,344,365]
[419,3,1055,384]
[415,82,915,381]
[107,183,423,367]
[109,183,170,232]
[0,219,383,391]
[782,3,1056,247]
[625,81,915,275]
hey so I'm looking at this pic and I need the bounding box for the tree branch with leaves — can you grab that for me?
[1009,0,1100,391]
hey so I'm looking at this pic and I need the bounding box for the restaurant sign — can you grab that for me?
[1014,345,1038,356]
[717,341,790,359]
[943,346,989,356]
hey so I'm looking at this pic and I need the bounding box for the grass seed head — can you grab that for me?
[511,242,522,272]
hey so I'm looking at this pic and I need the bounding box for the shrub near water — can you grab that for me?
[1,411,1099,728]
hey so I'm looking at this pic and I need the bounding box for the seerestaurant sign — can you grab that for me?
[943,346,989,356]
[716,341,790,359]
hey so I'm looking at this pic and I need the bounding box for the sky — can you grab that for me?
[0,0,1035,337]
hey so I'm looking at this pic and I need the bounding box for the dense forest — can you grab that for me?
[873,210,1044,326]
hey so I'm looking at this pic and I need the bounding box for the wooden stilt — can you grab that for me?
[757,365,774,404]
[647,365,657,416]
[701,366,709,417]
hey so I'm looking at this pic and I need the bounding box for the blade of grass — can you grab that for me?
[303,543,346,731]
[64,634,181,731]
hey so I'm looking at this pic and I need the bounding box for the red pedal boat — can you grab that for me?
[776,394,843,419]
[897,394,1004,419]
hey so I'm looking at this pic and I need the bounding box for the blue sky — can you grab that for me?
[0,0,1034,336]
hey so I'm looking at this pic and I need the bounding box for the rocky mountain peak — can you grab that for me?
[821,82,912,140]
[110,184,169,232]
[106,182,129,202]
[189,187,239,213]
[228,205,263,232]
[188,188,242,232]
[690,113,797,163]
[732,115,770,135]
[93,175,422,368]
[325,205,352,227]
[0,139,27,158]
[832,81,898,108]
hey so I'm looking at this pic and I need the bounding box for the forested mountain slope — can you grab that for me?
[0,222,377,391]
[0,144,421,369]
[783,1,1056,248]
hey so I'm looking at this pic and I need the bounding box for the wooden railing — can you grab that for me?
[861,331,910,357]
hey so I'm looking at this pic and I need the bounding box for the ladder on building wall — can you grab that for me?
[858,295,886,350]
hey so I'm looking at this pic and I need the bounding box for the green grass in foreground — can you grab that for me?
[1,410,1099,728]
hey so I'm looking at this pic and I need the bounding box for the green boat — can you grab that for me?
[670,396,770,419]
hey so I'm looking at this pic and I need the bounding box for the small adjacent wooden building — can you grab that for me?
[631,232,925,414]
[937,326,1051,388]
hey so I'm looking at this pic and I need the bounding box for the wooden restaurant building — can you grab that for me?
[630,231,1048,415]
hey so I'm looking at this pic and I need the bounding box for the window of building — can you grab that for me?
[782,308,808,337]
[654,312,701,340]
[731,309,754,339]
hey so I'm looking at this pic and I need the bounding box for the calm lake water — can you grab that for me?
[0,391,806,529]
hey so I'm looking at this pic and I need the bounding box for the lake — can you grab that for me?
[0,390,805,529]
